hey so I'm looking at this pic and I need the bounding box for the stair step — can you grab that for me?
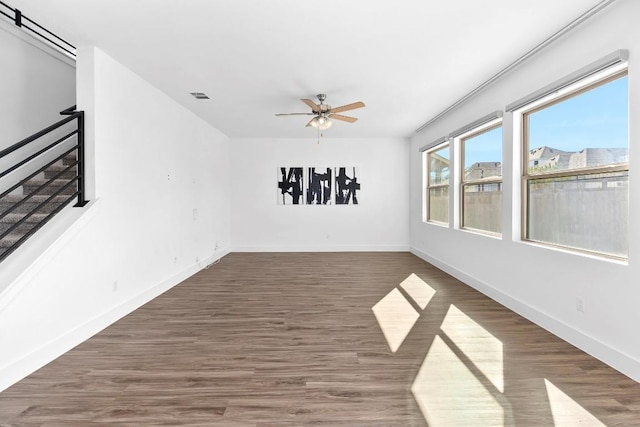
[0,211,48,222]
[0,195,69,214]
[0,197,74,253]
[0,219,42,235]
[0,213,49,236]
[0,231,28,249]
[62,153,77,166]
[22,178,77,196]
[1,212,51,243]
[44,165,77,180]
[0,148,81,261]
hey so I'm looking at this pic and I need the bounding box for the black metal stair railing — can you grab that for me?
[0,106,87,262]
[0,0,76,58]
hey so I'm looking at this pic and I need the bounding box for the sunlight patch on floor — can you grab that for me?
[441,304,504,392]
[412,335,504,426]
[371,288,419,353]
[544,379,606,427]
[399,273,436,310]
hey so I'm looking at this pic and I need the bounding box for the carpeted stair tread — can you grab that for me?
[0,231,28,249]
[0,221,41,235]
[22,178,77,196]
[0,194,70,204]
[62,154,78,166]
[0,144,81,261]
[44,166,78,180]
[0,195,69,214]
[1,212,50,224]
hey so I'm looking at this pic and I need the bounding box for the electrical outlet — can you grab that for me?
[576,296,585,313]
[113,280,118,292]
[214,241,219,251]
[174,256,178,264]
[193,208,198,220]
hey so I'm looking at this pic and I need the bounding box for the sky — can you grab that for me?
[464,126,502,168]
[464,75,628,167]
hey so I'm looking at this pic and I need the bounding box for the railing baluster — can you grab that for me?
[75,111,87,207]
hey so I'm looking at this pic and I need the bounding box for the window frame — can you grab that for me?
[519,68,629,259]
[425,142,450,225]
[459,121,503,236]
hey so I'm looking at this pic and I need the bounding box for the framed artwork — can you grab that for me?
[278,166,360,205]
[306,167,333,205]
[335,167,360,205]
[277,167,304,205]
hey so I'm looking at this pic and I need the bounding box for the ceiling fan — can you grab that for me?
[275,94,365,130]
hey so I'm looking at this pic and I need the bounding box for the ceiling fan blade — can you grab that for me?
[330,101,365,114]
[301,99,320,112]
[275,112,315,116]
[330,114,358,123]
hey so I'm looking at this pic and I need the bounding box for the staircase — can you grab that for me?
[0,107,86,263]
[0,153,77,259]
[0,5,84,263]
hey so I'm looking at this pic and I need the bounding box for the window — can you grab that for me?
[426,143,450,224]
[460,124,503,234]
[522,70,628,258]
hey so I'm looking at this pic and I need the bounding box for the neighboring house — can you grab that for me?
[530,146,628,171]
[529,146,570,168]
[568,147,628,169]
[464,161,502,181]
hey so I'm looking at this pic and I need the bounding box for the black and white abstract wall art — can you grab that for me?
[277,167,304,205]
[306,167,333,205]
[278,166,361,205]
[335,167,360,205]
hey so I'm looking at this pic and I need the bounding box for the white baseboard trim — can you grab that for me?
[0,248,230,393]
[231,245,410,252]
[410,246,640,383]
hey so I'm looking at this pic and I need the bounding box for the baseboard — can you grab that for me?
[0,248,230,392]
[410,246,640,383]
[232,245,410,252]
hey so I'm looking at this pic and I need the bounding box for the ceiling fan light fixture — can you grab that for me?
[311,115,333,130]
[311,116,332,130]
[309,116,333,130]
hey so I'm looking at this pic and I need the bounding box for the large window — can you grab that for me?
[426,144,450,224]
[460,124,503,234]
[522,70,628,258]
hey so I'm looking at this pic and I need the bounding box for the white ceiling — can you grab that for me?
[15,0,604,138]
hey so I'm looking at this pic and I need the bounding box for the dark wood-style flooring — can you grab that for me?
[2,252,640,426]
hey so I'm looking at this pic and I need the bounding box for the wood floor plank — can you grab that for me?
[2,252,640,426]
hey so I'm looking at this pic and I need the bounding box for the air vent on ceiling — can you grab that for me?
[190,92,210,100]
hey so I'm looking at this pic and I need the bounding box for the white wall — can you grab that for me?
[0,46,231,391]
[231,137,409,251]
[410,1,640,381]
[0,20,75,147]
